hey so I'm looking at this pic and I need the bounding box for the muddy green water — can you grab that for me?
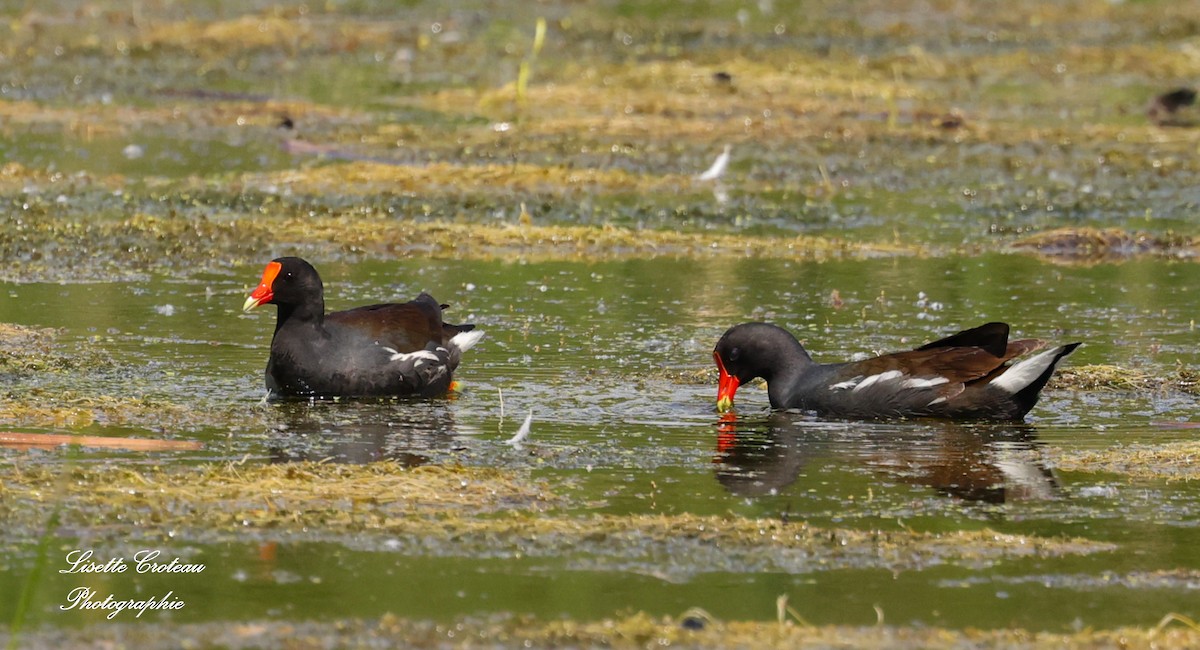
[2,254,1198,631]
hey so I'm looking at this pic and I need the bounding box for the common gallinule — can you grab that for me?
[713,322,1079,420]
[242,257,483,399]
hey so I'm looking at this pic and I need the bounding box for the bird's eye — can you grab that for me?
[728,347,740,361]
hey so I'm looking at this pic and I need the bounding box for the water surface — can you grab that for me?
[2,254,1197,632]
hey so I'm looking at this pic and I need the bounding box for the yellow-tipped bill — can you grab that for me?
[243,261,281,312]
[714,350,740,413]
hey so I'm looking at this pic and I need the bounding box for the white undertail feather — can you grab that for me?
[450,330,485,353]
[991,345,1071,394]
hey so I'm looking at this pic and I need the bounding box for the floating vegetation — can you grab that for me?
[2,0,1199,278]
[0,206,919,283]
[5,610,1200,650]
[1051,364,1200,395]
[1012,228,1197,262]
[0,324,110,375]
[141,15,313,53]
[0,461,1112,574]
[0,392,201,430]
[1050,440,1200,481]
[0,462,560,535]
[0,325,242,431]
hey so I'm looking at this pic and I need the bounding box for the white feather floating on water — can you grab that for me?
[695,144,731,181]
[505,410,533,446]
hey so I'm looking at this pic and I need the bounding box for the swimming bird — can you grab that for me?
[243,257,482,399]
[713,322,1079,421]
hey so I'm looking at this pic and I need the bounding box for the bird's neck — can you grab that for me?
[764,341,814,405]
[275,299,324,333]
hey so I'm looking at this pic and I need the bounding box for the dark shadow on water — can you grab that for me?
[713,412,1058,504]
[265,399,464,466]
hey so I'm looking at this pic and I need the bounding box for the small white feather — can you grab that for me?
[695,144,731,181]
[505,410,533,446]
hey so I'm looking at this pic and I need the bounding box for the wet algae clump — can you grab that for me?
[0,325,160,429]
[2,0,1200,271]
[0,460,1111,570]
[0,323,236,431]
[0,462,561,541]
[5,611,1200,649]
[0,324,110,375]
[0,202,917,284]
[1050,440,1200,481]
[1012,227,1200,262]
[1053,364,1200,395]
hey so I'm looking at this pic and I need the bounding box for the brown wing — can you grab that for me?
[822,340,1045,415]
[845,346,1005,385]
[325,293,445,353]
[911,323,1047,382]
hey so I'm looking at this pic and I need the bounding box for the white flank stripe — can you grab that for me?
[901,376,950,389]
[927,396,948,406]
[852,369,904,392]
[385,348,441,365]
[450,330,485,353]
[829,377,862,391]
[991,346,1068,394]
[505,410,533,446]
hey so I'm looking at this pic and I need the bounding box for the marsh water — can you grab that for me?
[2,253,1198,632]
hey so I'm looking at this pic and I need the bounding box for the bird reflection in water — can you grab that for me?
[713,412,1058,503]
[266,399,466,466]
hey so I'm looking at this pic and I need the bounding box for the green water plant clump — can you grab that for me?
[0,461,1113,571]
[4,609,1200,649]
